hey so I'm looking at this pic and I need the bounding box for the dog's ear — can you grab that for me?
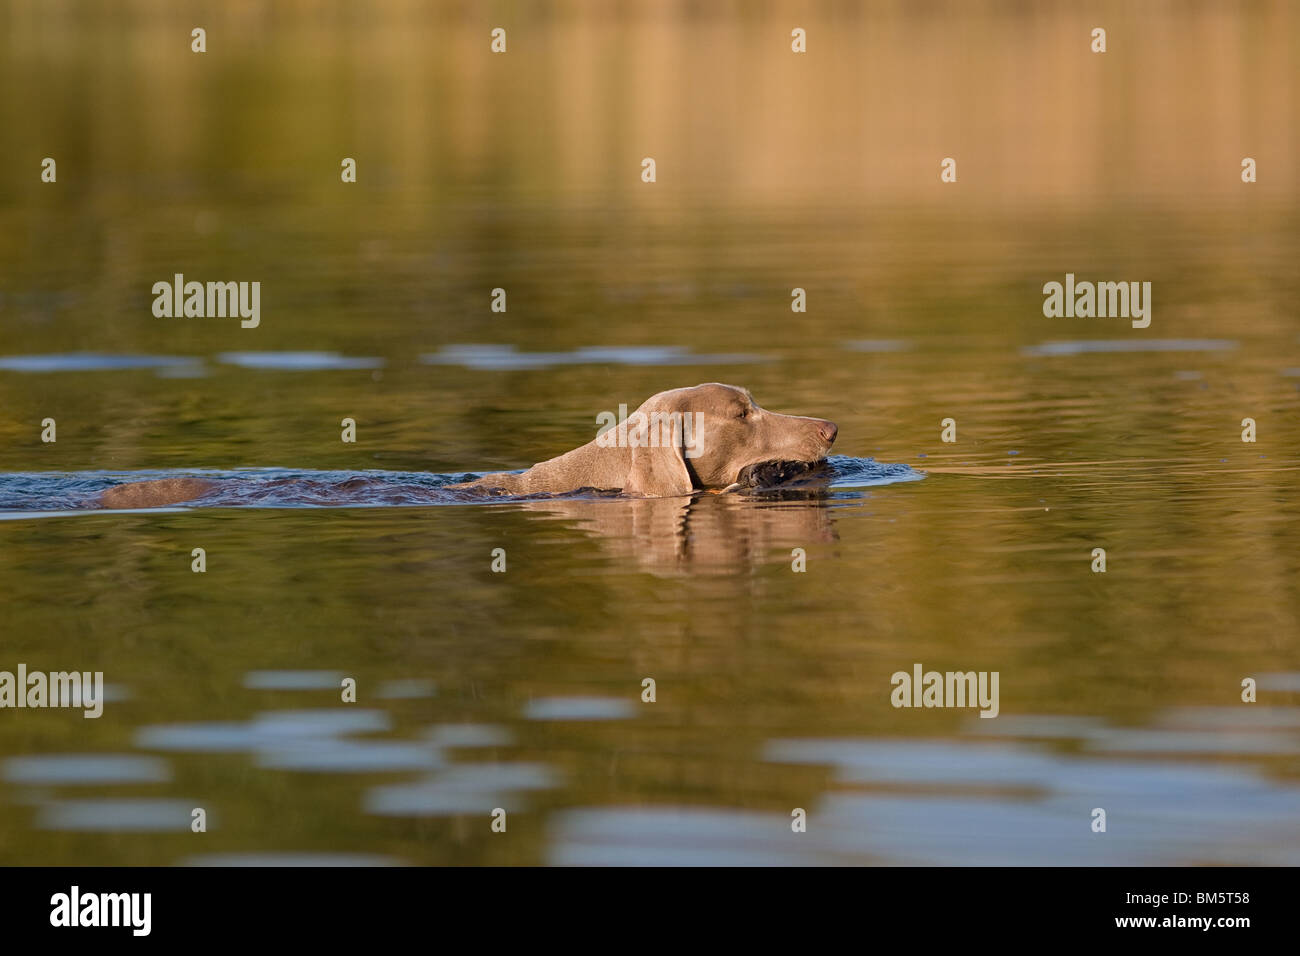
[622,407,694,498]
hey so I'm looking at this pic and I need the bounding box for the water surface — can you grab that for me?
[1,1,1298,866]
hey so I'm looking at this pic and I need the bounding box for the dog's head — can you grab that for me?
[622,383,837,497]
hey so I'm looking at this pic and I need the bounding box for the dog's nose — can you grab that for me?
[818,421,838,445]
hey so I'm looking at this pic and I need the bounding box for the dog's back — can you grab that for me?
[100,477,217,509]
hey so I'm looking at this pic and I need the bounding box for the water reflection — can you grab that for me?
[512,494,841,575]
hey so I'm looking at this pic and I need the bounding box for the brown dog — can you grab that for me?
[456,383,836,496]
[98,383,837,508]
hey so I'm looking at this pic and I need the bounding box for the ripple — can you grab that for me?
[0,353,201,373]
[827,456,926,489]
[844,339,912,352]
[182,853,402,866]
[421,344,763,370]
[1158,706,1300,729]
[1259,673,1300,692]
[1021,339,1238,357]
[3,755,170,786]
[2,461,923,515]
[523,697,636,721]
[764,738,1293,796]
[963,715,1106,738]
[244,670,345,690]
[425,724,513,748]
[36,799,199,831]
[136,710,391,753]
[548,807,812,866]
[761,735,1300,863]
[1083,728,1299,755]
[217,351,384,370]
[365,763,559,816]
[377,679,438,700]
[256,739,445,773]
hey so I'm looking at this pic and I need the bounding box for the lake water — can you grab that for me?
[1,1,1298,865]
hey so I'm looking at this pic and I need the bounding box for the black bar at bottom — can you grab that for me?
[0,865,1279,942]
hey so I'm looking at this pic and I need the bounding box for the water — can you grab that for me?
[1,1,1299,866]
[0,455,920,513]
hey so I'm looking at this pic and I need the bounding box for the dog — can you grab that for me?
[97,383,837,508]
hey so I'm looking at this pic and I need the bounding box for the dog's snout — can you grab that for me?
[817,421,838,446]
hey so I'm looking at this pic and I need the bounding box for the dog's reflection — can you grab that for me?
[511,490,843,575]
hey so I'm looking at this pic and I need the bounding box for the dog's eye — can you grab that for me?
[736,407,749,419]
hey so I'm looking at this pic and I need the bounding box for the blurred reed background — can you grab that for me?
[3,0,1296,205]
